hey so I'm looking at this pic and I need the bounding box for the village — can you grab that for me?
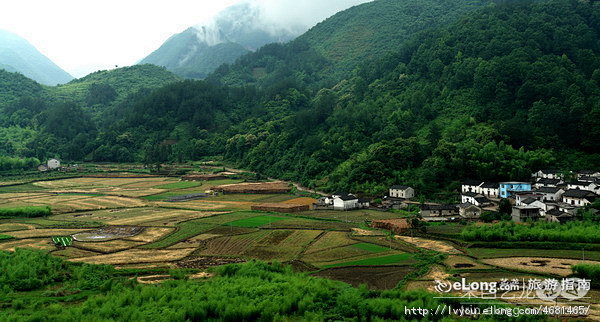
[313,169,600,225]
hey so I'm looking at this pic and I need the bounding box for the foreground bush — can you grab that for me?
[572,264,600,287]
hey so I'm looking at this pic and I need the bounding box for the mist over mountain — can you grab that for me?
[0,29,73,86]
[140,0,370,79]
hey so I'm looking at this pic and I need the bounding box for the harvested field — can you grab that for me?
[142,222,215,249]
[444,255,492,270]
[251,203,309,213]
[200,231,270,257]
[395,236,462,254]
[304,231,356,254]
[313,266,417,290]
[69,248,196,265]
[74,239,145,252]
[302,244,376,264]
[0,223,36,232]
[73,226,144,241]
[351,228,386,237]
[153,200,248,211]
[7,228,91,239]
[177,257,246,269]
[244,230,322,261]
[126,227,175,243]
[168,233,221,249]
[107,209,220,226]
[52,247,101,259]
[482,257,600,276]
[212,181,290,194]
[229,215,290,228]
[0,238,54,251]
[282,197,317,205]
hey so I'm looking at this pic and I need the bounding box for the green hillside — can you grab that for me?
[209,0,490,90]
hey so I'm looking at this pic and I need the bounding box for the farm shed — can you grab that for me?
[371,219,410,234]
[251,203,309,213]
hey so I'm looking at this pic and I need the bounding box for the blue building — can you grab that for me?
[499,182,532,198]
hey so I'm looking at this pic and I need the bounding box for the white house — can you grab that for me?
[389,185,414,199]
[47,158,60,170]
[577,170,600,179]
[515,192,544,206]
[567,181,598,192]
[479,182,499,198]
[462,180,483,194]
[333,194,359,210]
[562,189,598,207]
[532,169,564,180]
[532,187,564,202]
[461,192,491,207]
[458,203,482,219]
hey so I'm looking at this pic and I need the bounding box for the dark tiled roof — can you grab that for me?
[420,204,458,211]
[390,185,411,190]
[480,182,499,188]
[536,178,561,185]
[521,197,538,205]
[462,192,478,197]
[337,195,358,201]
[546,208,570,217]
[534,187,562,194]
[475,197,491,204]
[562,189,597,198]
[539,169,561,174]
[458,202,479,208]
[567,181,590,186]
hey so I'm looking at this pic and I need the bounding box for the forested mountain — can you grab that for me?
[139,2,303,79]
[0,29,73,86]
[0,65,179,158]
[1,0,599,198]
[209,0,490,90]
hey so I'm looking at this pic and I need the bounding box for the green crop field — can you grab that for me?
[351,243,390,253]
[0,234,13,240]
[142,220,216,249]
[155,182,201,190]
[229,215,290,228]
[323,253,415,268]
[52,236,73,247]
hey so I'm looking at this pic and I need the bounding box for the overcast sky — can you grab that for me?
[0,0,370,78]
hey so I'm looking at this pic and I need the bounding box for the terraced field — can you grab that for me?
[2,168,594,297]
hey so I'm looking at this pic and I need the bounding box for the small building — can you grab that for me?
[333,194,359,210]
[358,198,370,209]
[534,178,562,189]
[532,169,564,180]
[532,187,564,202]
[562,189,598,207]
[577,170,600,179]
[419,204,459,219]
[461,192,492,207]
[458,203,482,219]
[567,181,598,192]
[47,158,60,170]
[545,208,575,224]
[499,182,532,199]
[37,164,49,172]
[389,185,414,199]
[512,205,541,223]
[479,182,499,198]
[371,218,410,234]
[514,192,544,206]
